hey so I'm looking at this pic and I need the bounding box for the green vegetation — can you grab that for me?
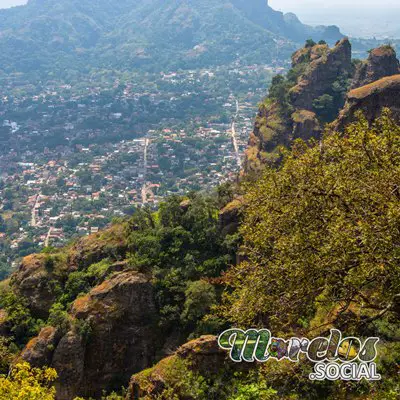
[0,0,343,79]
[0,362,57,400]
[127,193,238,336]
[220,112,400,397]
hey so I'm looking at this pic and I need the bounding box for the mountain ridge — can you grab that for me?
[0,0,343,75]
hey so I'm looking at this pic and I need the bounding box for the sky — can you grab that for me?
[0,0,27,8]
[270,0,400,38]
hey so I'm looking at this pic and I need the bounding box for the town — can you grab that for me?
[0,62,286,272]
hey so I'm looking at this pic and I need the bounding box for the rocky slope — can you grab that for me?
[335,74,400,130]
[244,41,400,174]
[352,45,400,88]
[21,271,160,400]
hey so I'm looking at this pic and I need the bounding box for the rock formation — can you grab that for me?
[21,270,160,400]
[244,41,400,174]
[243,39,351,173]
[127,336,238,400]
[352,45,400,89]
[290,38,352,110]
[335,74,400,130]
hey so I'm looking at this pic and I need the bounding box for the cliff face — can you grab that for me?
[335,74,400,130]
[352,46,400,88]
[290,38,352,110]
[7,223,162,399]
[244,43,400,174]
[244,39,351,174]
[21,270,160,400]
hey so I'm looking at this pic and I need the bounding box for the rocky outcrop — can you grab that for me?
[243,41,400,175]
[335,75,400,131]
[9,224,128,320]
[291,109,321,141]
[219,197,244,235]
[20,326,62,367]
[127,336,237,400]
[290,38,352,110]
[243,40,350,174]
[20,270,161,400]
[352,46,400,89]
[67,223,128,269]
[10,254,68,319]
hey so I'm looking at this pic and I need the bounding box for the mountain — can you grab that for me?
[244,40,400,174]
[0,0,343,75]
[1,41,400,399]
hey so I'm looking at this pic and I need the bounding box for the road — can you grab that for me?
[230,98,242,168]
[31,194,39,227]
[44,227,52,248]
[141,137,151,205]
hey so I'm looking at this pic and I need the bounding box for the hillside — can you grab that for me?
[1,41,400,399]
[244,40,400,173]
[0,0,343,75]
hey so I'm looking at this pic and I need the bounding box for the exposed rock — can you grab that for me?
[352,46,400,89]
[175,335,227,374]
[243,101,289,174]
[10,254,65,319]
[127,336,234,400]
[20,326,61,367]
[292,109,322,141]
[20,270,161,400]
[179,199,191,212]
[67,224,128,269]
[244,40,352,174]
[219,197,244,235]
[290,38,352,110]
[9,224,129,320]
[52,332,85,400]
[335,75,400,131]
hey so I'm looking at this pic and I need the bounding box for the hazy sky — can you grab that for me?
[270,0,400,9]
[0,0,27,8]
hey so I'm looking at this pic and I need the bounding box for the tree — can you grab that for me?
[223,112,400,333]
[312,93,335,122]
[0,362,57,400]
[305,39,316,48]
[181,280,217,325]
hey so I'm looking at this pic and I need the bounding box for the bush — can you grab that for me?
[0,362,57,399]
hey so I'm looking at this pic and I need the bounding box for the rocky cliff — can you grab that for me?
[244,39,352,174]
[352,45,400,88]
[244,42,400,174]
[335,74,400,130]
[3,223,164,399]
[21,270,160,400]
[289,38,352,110]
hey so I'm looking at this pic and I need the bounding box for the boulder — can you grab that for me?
[291,109,321,141]
[10,254,65,319]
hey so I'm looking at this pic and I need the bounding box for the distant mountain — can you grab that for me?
[0,0,343,75]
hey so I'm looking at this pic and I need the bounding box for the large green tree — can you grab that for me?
[224,111,400,334]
